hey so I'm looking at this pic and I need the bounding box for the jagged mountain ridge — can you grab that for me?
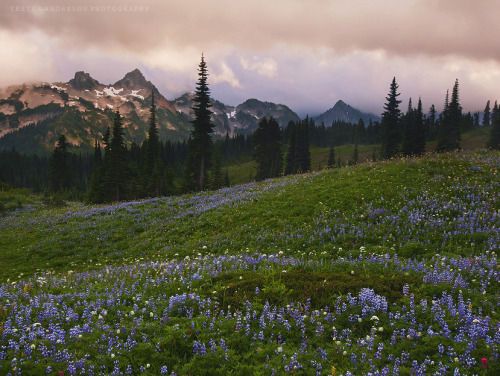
[173,93,300,137]
[0,69,378,155]
[0,69,190,154]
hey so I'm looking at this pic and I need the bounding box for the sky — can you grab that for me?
[1,0,499,117]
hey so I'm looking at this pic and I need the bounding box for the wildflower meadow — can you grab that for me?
[1,149,499,375]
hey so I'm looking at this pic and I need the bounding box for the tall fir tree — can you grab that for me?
[327,136,336,168]
[413,98,426,156]
[483,100,491,127]
[254,117,282,180]
[87,138,104,203]
[284,121,297,175]
[295,117,311,173]
[436,79,462,152]
[183,54,214,191]
[105,110,129,201]
[380,77,402,159]
[210,143,224,190]
[143,90,164,197]
[487,101,500,150]
[402,98,414,156]
[48,134,74,191]
[426,104,437,140]
[284,118,311,175]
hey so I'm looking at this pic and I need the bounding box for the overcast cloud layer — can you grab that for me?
[1,0,499,116]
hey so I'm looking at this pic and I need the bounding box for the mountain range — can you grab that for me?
[0,69,379,155]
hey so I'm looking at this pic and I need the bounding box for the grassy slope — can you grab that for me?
[1,149,500,375]
[227,126,492,186]
[1,148,498,282]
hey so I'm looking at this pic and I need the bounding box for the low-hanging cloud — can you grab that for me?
[1,0,499,115]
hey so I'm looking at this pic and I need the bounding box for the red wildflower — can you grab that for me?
[482,358,488,369]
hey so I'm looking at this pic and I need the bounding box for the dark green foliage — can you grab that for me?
[402,98,426,156]
[381,77,402,159]
[352,142,359,165]
[203,269,422,310]
[254,117,283,180]
[210,143,224,190]
[327,137,336,168]
[284,117,311,175]
[49,134,74,191]
[103,111,129,201]
[436,79,462,152]
[284,121,297,175]
[184,54,214,191]
[487,101,500,150]
[425,104,437,140]
[413,98,426,155]
[483,100,491,127]
[142,90,167,197]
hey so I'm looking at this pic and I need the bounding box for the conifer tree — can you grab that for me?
[426,104,437,140]
[436,79,461,152]
[284,121,297,175]
[143,90,164,196]
[352,142,359,165]
[402,98,414,156]
[483,100,491,127]
[487,101,500,150]
[254,117,282,180]
[380,77,402,159]
[87,138,104,203]
[413,98,426,156]
[210,143,223,190]
[184,54,214,191]
[327,137,336,168]
[295,118,311,173]
[49,134,74,191]
[105,110,129,201]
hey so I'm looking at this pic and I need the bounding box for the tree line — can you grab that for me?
[2,58,500,203]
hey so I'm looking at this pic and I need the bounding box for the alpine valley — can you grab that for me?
[0,69,378,155]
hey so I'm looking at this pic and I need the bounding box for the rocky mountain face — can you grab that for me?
[0,70,191,154]
[314,100,380,126]
[0,69,376,155]
[173,94,300,137]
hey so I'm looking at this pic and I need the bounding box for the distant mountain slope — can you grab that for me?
[0,70,377,155]
[173,94,300,136]
[0,69,191,154]
[314,100,380,126]
[0,71,301,155]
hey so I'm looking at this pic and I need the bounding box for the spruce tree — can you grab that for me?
[284,121,297,175]
[487,101,500,150]
[413,98,426,156]
[483,100,491,127]
[144,90,163,196]
[402,98,414,156]
[105,110,129,201]
[210,143,223,190]
[295,118,311,173]
[184,54,214,191]
[87,138,104,203]
[49,134,74,191]
[254,117,282,180]
[380,77,402,159]
[426,104,437,140]
[327,137,336,168]
[436,79,461,152]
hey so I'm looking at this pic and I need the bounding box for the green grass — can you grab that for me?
[1,136,499,374]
